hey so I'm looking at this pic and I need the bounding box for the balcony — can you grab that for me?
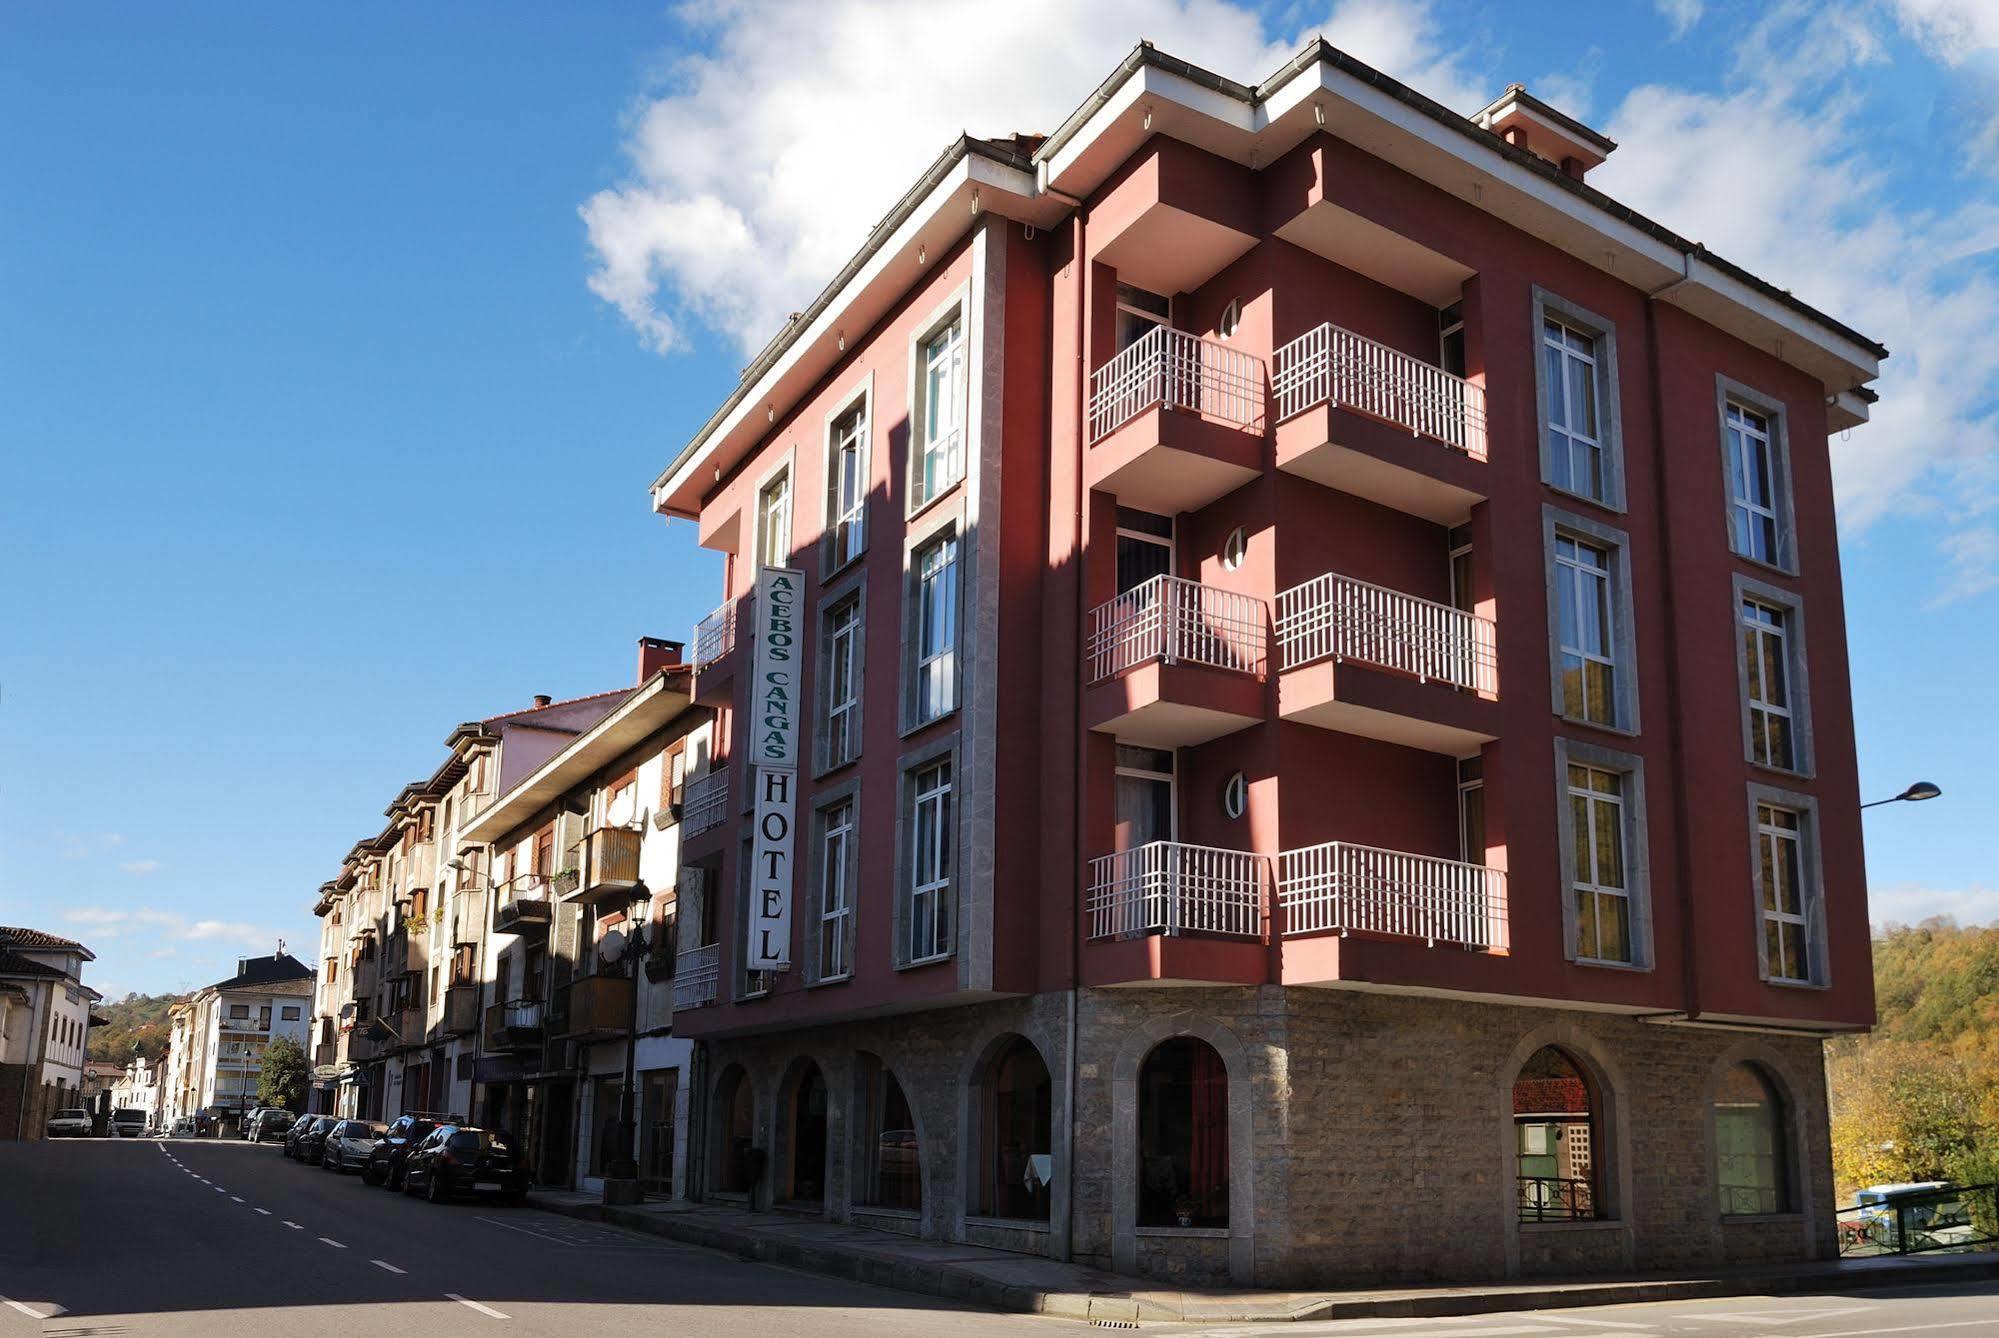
[682,769,730,843]
[219,1017,271,1034]
[1086,327,1265,514]
[555,973,633,1041]
[1277,841,1506,951]
[1274,571,1498,754]
[387,923,428,974]
[482,999,545,1052]
[492,874,554,937]
[1084,575,1266,748]
[345,1029,376,1064]
[312,1041,337,1068]
[692,595,750,707]
[672,945,719,1011]
[1087,842,1264,940]
[441,982,480,1038]
[346,955,378,1000]
[375,1006,423,1053]
[1272,323,1487,524]
[572,825,643,905]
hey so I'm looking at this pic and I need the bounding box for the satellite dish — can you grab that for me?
[599,928,628,963]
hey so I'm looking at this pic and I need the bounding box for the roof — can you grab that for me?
[1473,82,1618,156]
[481,688,630,725]
[0,947,64,980]
[199,953,315,993]
[0,926,95,960]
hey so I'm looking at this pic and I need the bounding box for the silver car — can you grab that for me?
[320,1119,388,1173]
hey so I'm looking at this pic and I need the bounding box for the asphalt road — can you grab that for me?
[4,1137,1995,1337]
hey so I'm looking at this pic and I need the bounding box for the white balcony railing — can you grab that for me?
[673,944,720,1010]
[683,770,729,838]
[693,597,745,670]
[1278,841,1505,950]
[1271,322,1487,459]
[1086,575,1266,683]
[1088,325,1265,443]
[1087,841,1265,941]
[1275,571,1496,693]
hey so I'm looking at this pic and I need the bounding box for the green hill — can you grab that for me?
[87,991,182,1064]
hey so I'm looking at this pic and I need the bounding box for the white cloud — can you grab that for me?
[580,0,1488,358]
[1887,0,1999,60]
[61,907,281,951]
[118,858,161,875]
[1656,0,1703,38]
[1533,47,1603,122]
[1870,879,1999,928]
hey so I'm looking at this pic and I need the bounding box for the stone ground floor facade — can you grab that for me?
[689,986,1833,1288]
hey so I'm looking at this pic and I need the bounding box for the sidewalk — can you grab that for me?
[528,1190,1999,1324]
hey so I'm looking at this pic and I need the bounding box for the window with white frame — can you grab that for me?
[823,595,862,769]
[1568,764,1631,965]
[816,799,855,981]
[913,532,958,724]
[1115,283,1170,353]
[914,318,965,508]
[1741,599,1796,771]
[757,468,792,570]
[825,403,867,571]
[1113,744,1175,850]
[1543,318,1606,501]
[1726,402,1781,565]
[907,759,953,963]
[1555,535,1617,727]
[1756,803,1812,983]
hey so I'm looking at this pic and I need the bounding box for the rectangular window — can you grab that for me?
[1543,319,1605,501]
[1555,535,1616,726]
[1756,804,1811,983]
[826,404,867,571]
[1115,283,1170,353]
[908,759,953,963]
[757,469,792,570]
[817,800,855,981]
[1112,744,1174,851]
[1569,764,1631,964]
[1742,600,1795,770]
[824,596,862,768]
[1115,507,1173,596]
[281,1006,300,1021]
[914,319,965,508]
[914,534,958,724]
[1458,755,1486,865]
[1726,403,1780,564]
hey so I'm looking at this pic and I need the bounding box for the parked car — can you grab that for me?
[45,1108,93,1138]
[361,1114,445,1189]
[294,1115,337,1165]
[253,1108,295,1143]
[280,1113,321,1160]
[170,1116,195,1136]
[401,1125,528,1204]
[110,1108,149,1138]
[321,1119,388,1174]
[239,1106,282,1140]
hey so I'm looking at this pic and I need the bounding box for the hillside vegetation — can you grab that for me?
[86,991,182,1065]
[1828,918,1999,1195]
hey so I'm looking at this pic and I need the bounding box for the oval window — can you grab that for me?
[1222,772,1248,820]
[1217,298,1241,340]
[1221,526,1247,571]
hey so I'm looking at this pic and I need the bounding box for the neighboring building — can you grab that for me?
[0,927,101,1140]
[159,1000,202,1129]
[108,1055,161,1128]
[81,1059,123,1107]
[176,954,315,1123]
[647,42,1882,1286]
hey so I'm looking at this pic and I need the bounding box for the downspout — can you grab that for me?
[1646,248,1702,1023]
[1062,190,1087,1264]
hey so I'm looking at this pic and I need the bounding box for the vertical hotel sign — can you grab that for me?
[746,566,802,970]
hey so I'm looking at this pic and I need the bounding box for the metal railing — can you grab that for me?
[1836,1184,1999,1257]
[1087,841,1265,941]
[683,770,729,838]
[1518,1176,1598,1223]
[1272,322,1487,459]
[693,596,746,670]
[1088,325,1265,443]
[1275,570,1496,693]
[673,945,719,1010]
[1278,841,1506,950]
[1086,575,1266,683]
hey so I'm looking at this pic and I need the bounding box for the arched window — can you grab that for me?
[856,1057,921,1211]
[785,1063,828,1205]
[1138,1037,1229,1228]
[1513,1046,1601,1222]
[980,1037,1051,1220]
[1715,1062,1788,1215]
[713,1067,757,1194]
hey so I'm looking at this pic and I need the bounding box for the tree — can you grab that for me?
[257,1035,308,1112]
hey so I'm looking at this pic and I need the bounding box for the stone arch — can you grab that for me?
[1700,1038,1819,1253]
[955,1020,1067,1252]
[848,1048,932,1229]
[1109,1011,1258,1285]
[770,1053,832,1211]
[707,1062,762,1203]
[1497,1021,1635,1276]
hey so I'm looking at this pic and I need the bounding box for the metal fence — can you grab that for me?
[1271,321,1487,458]
[682,770,729,839]
[1278,840,1506,950]
[1836,1183,1999,1257]
[673,944,720,1010]
[1086,575,1267,683]
[1275,570,1497,692]
[1086,841,1265,941]
[1088,325,1265,442]
[1518,1175,1598,1223]
[693,596,744,669]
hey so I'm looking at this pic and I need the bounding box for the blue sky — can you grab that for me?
[4,1,1993,1000]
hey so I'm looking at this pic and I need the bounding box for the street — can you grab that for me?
[4,1138,1996,1337]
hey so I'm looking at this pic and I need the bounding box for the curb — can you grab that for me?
[528,1196,1999,1324]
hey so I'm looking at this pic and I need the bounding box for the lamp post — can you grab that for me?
[601,880,651,1206]
[1859,781,1942,810]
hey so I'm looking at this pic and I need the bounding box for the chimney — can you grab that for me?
[532,694,553,708]
[637,636,685,683]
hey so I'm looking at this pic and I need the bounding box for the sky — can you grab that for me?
[4,1,1996,1001]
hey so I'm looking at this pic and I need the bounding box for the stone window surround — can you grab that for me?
[750,444,797,576]
[848,1048,933,1226]
[900,497,968,737]
[803,777,862,988]
[1497,1023,1637,1274]
[812,569,868,779]
[1698,1041,1816,1244]
[905,282,972,521]
[705,1060,763,1206]
[1715,374,1801,577]
[1743,781,1831,990]
[1542,503,1643,737]
[820,371,874,581]
[956,1027,1063,1233]
[892,729,962,970]
[1553,736,1656,972]
[1731,573,1816,779]
[1531,286,1628,515]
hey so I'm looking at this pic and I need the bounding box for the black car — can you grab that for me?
[280,1113,317,1159]
[254,1109,296,1143]
[289,1115,336,1164]
[361,1114,444,1190]
[401,1125,528,1204]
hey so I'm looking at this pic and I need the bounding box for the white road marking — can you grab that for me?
[371,1260,406,1274]
[1793,1323,1999,1338]
[1531,1320,1656,1332]
[447,1294,510,1320]
[231,1196,245,1203]
[0,1295,62,1320]
[282,1220,302,1230]
[319,1237,347,1249]
[213,1186,226,1194]
[254,1208,272,1216]
[1686,1309,1867,1326]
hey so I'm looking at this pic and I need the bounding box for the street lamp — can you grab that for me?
[597,881,653,1206]
[1859,781,1942,810]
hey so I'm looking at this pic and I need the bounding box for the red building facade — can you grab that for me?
[652,43,1882,1285]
